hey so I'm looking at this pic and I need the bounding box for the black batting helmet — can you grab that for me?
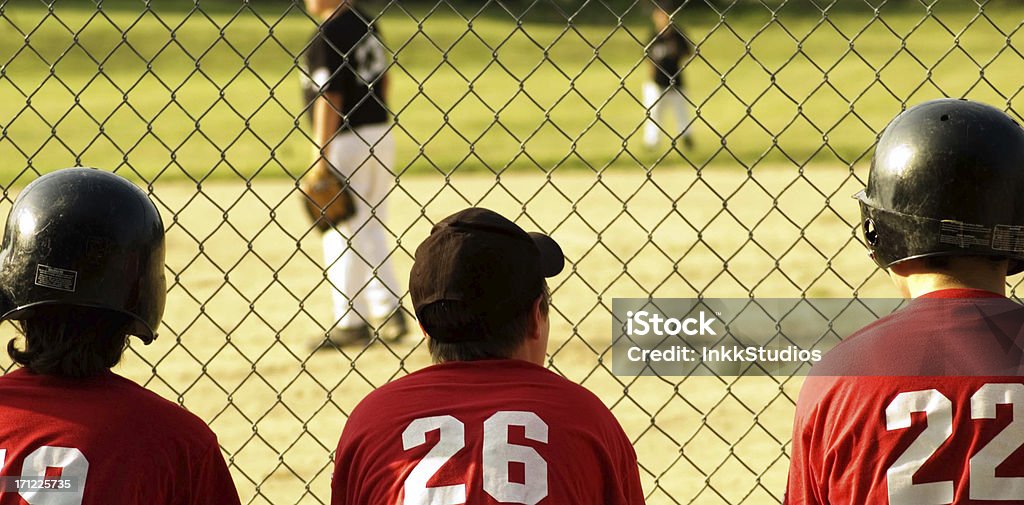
[0,168,167,342]
[855,98,1024,274]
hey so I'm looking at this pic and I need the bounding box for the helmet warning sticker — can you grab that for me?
[939,220,991,249]
[34,264,78,292]
[992,225,1024,253]
[938,221,1024,253]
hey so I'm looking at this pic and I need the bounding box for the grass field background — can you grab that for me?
[1,1,1023,504]
[1,1,1022,182]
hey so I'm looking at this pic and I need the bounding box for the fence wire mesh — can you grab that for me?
[0,0,1022,503]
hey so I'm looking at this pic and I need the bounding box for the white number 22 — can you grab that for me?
[402,411,549,505]
[0,445,90,505]
[886,384,1024,504]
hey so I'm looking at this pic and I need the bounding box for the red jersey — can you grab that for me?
[332,359,645,505]
[786,289,1024,504]
[0,368,240,505]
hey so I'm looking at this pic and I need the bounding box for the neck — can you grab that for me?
[890,256,1009,298]
[507,345,545,366]
[900,271,1006,298]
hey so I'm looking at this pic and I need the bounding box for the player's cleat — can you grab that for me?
[374,310,409,343]
[312,325,372,351]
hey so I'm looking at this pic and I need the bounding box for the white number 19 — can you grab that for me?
[0,446,90,505]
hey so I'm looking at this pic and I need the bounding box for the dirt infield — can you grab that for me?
[0,165,890,504]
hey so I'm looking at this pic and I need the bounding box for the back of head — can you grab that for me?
[652,0,677,27]
[420,285,550,362]
[9,306,132,378]
[0,168,167,377]
[856,98,1024,274]
[409,208,563,363]
[305,0,350,19]
[653,0,680,14]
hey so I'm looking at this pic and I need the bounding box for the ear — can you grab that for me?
[526,294,546,341]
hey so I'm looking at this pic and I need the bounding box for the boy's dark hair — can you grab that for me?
[424,284,550,363]
[7,305,132,378]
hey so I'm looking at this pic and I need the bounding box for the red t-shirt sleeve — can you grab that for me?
[331,409,369,505]
[608,429,645,505]
[784,376,830,505]
[188,441,241,505]
[331,437,349,505]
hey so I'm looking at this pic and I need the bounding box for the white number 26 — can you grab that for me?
[402,411,548,505]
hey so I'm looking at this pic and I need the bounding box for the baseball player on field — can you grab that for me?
[0,168,240,505]
[643,0,694,150]
[301,0,406,348]
[785,99,1024,504]
[330,208,646,504]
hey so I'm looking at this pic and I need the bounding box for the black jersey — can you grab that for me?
[648,27,691,88]
[303,7,389,129]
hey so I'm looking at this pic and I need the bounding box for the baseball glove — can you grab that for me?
[300,167,357,231]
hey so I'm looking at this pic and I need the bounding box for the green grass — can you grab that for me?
[0,0,1022,184]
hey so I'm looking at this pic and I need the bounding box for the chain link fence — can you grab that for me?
[1,0,1022,503]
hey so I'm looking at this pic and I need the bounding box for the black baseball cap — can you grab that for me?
[410,207,564,343]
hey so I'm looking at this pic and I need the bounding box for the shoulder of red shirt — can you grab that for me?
[1,367,220,445]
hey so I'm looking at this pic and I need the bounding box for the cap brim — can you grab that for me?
[529,232,564,277]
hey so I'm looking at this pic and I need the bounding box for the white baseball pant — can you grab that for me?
[321,122,401,329]
[643,82,692,147]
